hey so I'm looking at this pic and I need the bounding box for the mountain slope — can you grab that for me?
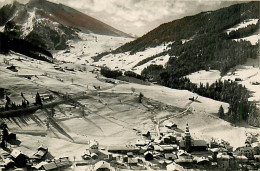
[114,1,259,54]
[0,0,131,50]
[93,1,259,127]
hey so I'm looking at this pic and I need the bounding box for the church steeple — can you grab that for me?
[185,122,191,152]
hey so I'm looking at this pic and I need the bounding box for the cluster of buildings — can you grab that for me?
[78,122,260,170]
[0,120,260,170]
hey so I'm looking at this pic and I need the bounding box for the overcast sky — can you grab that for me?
[0,0,247,36]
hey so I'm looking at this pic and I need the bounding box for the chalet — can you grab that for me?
[164,153,178,160]
[195,156,210,165]
[94,161,111,171]
[166,162,184,171]
[236,146,254,160]
[127,152,134,158]
[234,155,248,164]
[55,157,71,168]
[31,145,48,161]
[216,153,235,169]
[89,140,99,153]
[91,153,98,160]
[3,158,15,169]
[128,158,138,166]
[165,122,177,129]
[160,145,178,153]
[251,142,260,154]
[10,149,28,168]
[107,145,140,154]
[39,162,57,171]
[177,150,192,160]
[161,134,177,144]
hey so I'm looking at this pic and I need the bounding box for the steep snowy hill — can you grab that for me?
[0,0,132,50]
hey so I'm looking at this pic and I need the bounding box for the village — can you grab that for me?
[0,117,260,170]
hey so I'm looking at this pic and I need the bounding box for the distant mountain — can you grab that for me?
[115,1,259,54]
[100,1,259,79]
[0,0,131,50]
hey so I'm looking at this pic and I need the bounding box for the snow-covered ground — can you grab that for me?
[222,64,260,107]
[54,32,133,64]
[0,48,260,162]
[187,70,221,85]
[102,82,260,149]
[234,34,260,45]
[94,42,172,73]
[133,54,170,75]
[21,9,36,37]
[186,57,260,108]
[226,19,259,34]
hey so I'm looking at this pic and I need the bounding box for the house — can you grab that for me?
[3,158,15,169]
[107,145,140,154]
[94,161,111,171]
[128,158,138,166]
[39,162,57,171]
[31,145,48,161]
[234,155,248,164]
[165,122,177,129]
[166,162,184,171]
[10,149,28,168]
[91,153,98,160]
[237,146,254,160]
[54,157,72,169]
[251,142,260,155]
[164,153,178,160]
[127,152,134,158]
[89,140,99,153]
[160,145,178,153]
[177,150,192,160]
[195,156,210,165]
[216,153,235,169]
[161,134,177,144]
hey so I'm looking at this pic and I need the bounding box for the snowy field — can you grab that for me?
[0,31,259,163]
[94,42,172,73]
[226,19,259,34]
[54,32,133,64]
[186,57,260,108]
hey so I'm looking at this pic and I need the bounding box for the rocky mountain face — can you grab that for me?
[0,0,131,50]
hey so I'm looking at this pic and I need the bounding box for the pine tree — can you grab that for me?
[35,92,42,105]
[5,95,11,104]
[139,93,144,103]
[218,105,225,119]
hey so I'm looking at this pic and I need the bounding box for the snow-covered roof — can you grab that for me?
[94,161,110,170]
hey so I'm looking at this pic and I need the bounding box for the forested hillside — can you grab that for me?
[103,1,260,126]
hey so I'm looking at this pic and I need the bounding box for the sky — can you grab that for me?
[0,0,247,36]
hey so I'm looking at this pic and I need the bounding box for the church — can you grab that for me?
[179,123,208,152]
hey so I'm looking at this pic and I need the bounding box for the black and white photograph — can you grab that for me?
[0,0,259,170]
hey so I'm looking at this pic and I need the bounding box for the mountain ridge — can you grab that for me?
[0,0,132,50]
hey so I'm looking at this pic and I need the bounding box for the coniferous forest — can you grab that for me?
[109,1,260,126]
